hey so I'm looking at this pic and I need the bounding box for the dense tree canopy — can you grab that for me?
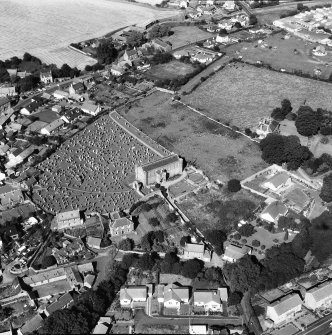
[149,24,171,39]
[126,31,146,47]
[96,41,118,64]
[295,105,320,137]
[227,179,241,192]
[238,224,256,237]
[204,230,227,255]
[320,173,332,203]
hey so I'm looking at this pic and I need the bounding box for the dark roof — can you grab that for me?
[141,155,181,173]
[33,109,59,123]
[0,97,10,106]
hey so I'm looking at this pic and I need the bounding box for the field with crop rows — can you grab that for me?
[0,0,176,69]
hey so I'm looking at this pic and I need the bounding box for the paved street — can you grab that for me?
[298,314,332,335]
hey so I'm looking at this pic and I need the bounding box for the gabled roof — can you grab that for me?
[265,172,290,189]
[46,292,74,314]
[57,209,80,222]
[20,314,43,335]
[41,118,64,133]
[81,102,99,113]
[224,244,250,260]
[0,97,10,106]
[194,290,221,304]
[140,154,181,173]
[285,188,309,210]
[261,201,288,220]
[164,283,189,303]
[268,293,302,316]
[111,217,133,228]
[184,243,204,254]
[306,281,332,303]
[120,286,147,301]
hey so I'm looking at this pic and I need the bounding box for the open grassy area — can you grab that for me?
[182,63,332,130]
[227,32,332,79]
[145,60,195,80]
[118,91,267,182]
[161,25,213,49]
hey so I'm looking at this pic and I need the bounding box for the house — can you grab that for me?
[183,243,211,262]
[44,292,74,316]
[0,108,15,129]
[193,289,224,312]
[151,39,172,52]
[18,314,43,335]
[81,102,101,116]
[53,90,69,100]
[6,145,37,169]
[284,188,309,213]
[223,0,236,10]
[40,118,65,135]
[216,34,230,44]
[0,185,24,209]
[20,101,41,115]
[109,217,134,237]
[123,49,139,62]
[262,172,291,192]
[223,244,252,263]
[0,97,10,113]
[69,82,85,95]
[84,274,96,288]
[87,236,102,249]
[304,281,332,310]
[54,209,83,231]
[313,45,327,56]
[260,201,288,224]
[158,283,189,310]
[191,53,214,64]
[256,118,280,139]
[266,293,302,325]
[120,286,148,308]
[110,64,125,76]
[40,71,53,84]
[135,154,183,186]
[173,49,191,60]
[92,317,112,335]
[0,87,16,98]
[189,325,208,335]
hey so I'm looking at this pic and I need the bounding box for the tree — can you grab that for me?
[118,238,134,251]
[127,31,146,47]
[320,173,332,203]
[137,252,157,271]
[160,251,180,273]
[227,179,241,192]
[181,258,204,278]
[228,291,242,306]
[151,52,173,65]
[249,14,258,25]
[148,217,160,227]
[238,224,256,237]
[41,255,57,269]
[281,99,292,115]
[141,231,154,251]
[204,267,225,285]
[295,106,320,137]
[60,63,72,77]
[149,24,170,39]
[96,41,118,65]
[180,235,191,247]
[204,230,227,255]
[166,212,178,223]
[271,107,285,121]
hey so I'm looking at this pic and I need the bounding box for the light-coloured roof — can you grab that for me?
[20,314,43,335]
[285,188,309,210]
[57,209,80,222]
[268,293,302,316]
[53,90,69,98]
[81,102,98,113]
[112,217,133,228]
[306,281,332,303]
[164,283,189,303]
[261,201,288,220]
[87,236,102,248]
[23,268,66,286]
[194,290,221,305]
[84,274,96,287]
[265,172,290,188]
[224,244,250,260]
[42,118,64,133]
[120,286,147,301]
[78,262,94,274]
[93,324,109,334]
[184,243,205,254]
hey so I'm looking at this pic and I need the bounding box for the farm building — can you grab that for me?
[135,154,183,186]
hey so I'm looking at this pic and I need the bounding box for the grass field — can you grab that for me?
[0,0,176,68]
[118,91,267,183]
[161,26,213,49]
[226,32,332,79]
[182,62,332,130]
[146,60,195,80]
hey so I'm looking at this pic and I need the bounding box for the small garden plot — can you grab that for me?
[182,63,332,130]
[146,60,196,81]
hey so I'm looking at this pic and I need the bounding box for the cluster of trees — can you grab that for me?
[260,133,311,170]
[150,52,173,65]
[140,230,165,252]
[302,153,332,176]
[40,259,129,334]
[126,31,146,48]
[204,230,227,255]
[249,0,279,9]
[271,99,294,121]
[227,179,241,192]
[320,173,332,203]
[149,24,171,39]
[238,224,256,237]
[95,41,118,65]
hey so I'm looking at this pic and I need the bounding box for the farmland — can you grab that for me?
[0,0,176,69]
[145,60,196,80]
[227,31,332,79]
[118,90,267,183]
[182,63,332,130]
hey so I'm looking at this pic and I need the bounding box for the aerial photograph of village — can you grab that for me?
[1,0,332,334]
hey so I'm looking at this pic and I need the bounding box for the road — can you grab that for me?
[297,314,332,335]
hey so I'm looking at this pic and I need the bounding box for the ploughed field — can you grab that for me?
[182,63,332,130]
[0,0,175,68]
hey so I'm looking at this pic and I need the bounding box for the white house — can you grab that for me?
[110,64,124,76]
[216,34,230,44]
[223,244,252,263]
[193,289,225,312]
[40,71,53,84]
[262,172,291,192]
[120,286,147,308]
[260,201,288,224]
[53,90,69,100]
[313,45,327,56]
[304,281,332,310]
[266,293,302,325]
[256,118,280,139]
[189,325,208,335]
[160,283,189,311]
[40,118,65,136]
[223,0,236,10]
[183,243,211,262]
[81,102,101,116]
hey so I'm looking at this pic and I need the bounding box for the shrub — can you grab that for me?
[149,217,160,227]
[241,239,247,244]
[233,233,241,240]
[252,239,260,247]
[238,224,256,237]
[227,179,241,192]
[118,238,134,251]
[261,245,266,250]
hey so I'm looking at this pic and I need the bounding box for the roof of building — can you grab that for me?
[78,262,94,274]
[306,281,332,303]
[261,201,288,220]
[0,108,15,126]
[120,286,147,302]
[164,283,189,303]
[20,314,44,335]
[40,70,52,77]
[285,188,309,210]
[125,49,138,57]
[81,102,99,113]
[34,279,72,298]
[111,217,133,228]
[26,120,49,132]
[140,154,181,173]
[0,184,16,195]
[194,290,221,304]
[268,293,302,316]
[41,118,64,133]
[0,87,16,96]
[53,90,69,98]
[45,292,74,315]
[84,274,96,287]
[33,109,60,123]
[265,172,290,189]
[87,236,102,248]
[24,268,67,286]
[184,243,205,254]
[153,39,171,49]
[224,244,251,261]
[92,323,109,334]
[57,209,80,222]
[0,97,10,106]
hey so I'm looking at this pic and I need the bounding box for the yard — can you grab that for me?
[161,26,213,50]
[118,91,267,183]
[145,60,196,81]
[226,31,332,79]
[182,63,332,130]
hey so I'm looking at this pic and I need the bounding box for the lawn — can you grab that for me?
[146,60,195,80]
[118,91,267,183]
[226,32,332,79]
[182,63,332,130]
[161,26,213,49]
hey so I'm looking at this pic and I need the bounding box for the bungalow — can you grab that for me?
[40,118,65,136]
[158,283,189,310]
[193,289,224,312]
[266,293,302,325]
[40,71,53,84]
[81,102,101,116]
[173,49,190,60]
[304,281,332,310]
[120,285,148,309]
[260,201,288,224]
[151,39,172,52]
[223,244,252,263]
[109,216,134,237]
[183,243,211,262]
[262,172,291,192]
